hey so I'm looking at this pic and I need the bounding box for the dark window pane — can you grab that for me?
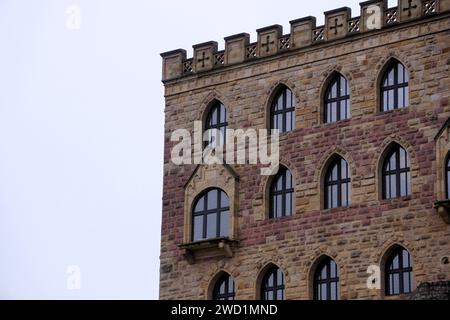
[194,198,204,213]
[206,213,217,238]
[220,191,229,208]
[207,189,218,210]
[320,284,327,300]
[286,193,292,216]
[220,211,229,238]
[268,273,274,287]
[403,273,410,293]
[331,282,337,300]
[193,216,204,241]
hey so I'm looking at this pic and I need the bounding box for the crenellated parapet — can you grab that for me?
[161,0,450,81]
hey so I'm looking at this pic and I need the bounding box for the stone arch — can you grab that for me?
[263,79,299,131]
[435,118,450,199]
[376,238,417,298]
[253,158,300,221]
[197,90,233,127]
[199,257,242,300]
[303,246,347,300]
[204,269,236,300]
[254,260,289,300]
[444,150,450,199]
[184,164,239,243]
[318,66,354,124]
[373,53,414,112]
[372,135,419,200]
[314,146,357,210]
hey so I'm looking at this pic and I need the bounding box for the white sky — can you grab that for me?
[0,0,397,300]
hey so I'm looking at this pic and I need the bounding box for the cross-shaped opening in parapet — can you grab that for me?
[262,35,275,53]
[330,18,343,36]
[403,0,418,17]
[197,51,210,68]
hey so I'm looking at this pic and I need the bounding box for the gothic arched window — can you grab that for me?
[382,144,411,199]
[261,266,285,301]
[270,86,295,133]
[324,156,351,209]
[314,257,339,301]
[446,154,450,199]
[192,188,229,241]
[381,60,409,112]
[269,167,294,219]
[385,246,413,296]
[324,74,350,123]
[213,273,236,300]
[205,101,228,147]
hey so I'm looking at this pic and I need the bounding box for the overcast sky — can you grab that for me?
[0,0,396,300]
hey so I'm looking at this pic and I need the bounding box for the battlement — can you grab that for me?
[161,0,450,81]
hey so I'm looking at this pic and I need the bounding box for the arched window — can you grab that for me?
[446,153,450,199]
[385,246,413,296]
[269,167,294,219]
[270,86,295,133]
[324,73,350,123]
[382,144,411,199]
[261,266,285,301]
[314,257,339,300]
[324,156,351,209]
[381,60,409,112]
[205,101,228,147]
[192,189,229,241]
[213,273,236,300]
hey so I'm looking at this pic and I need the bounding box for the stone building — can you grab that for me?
[159,0,450,300]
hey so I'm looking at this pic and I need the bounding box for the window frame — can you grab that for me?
[270,86,295,133]
[261,266,285,301]
[324,156,351,209]
[385,246,413,296]
[313,257,340,301]
[382,145,411,200]
[212,273,236,301]
[192,188,230,242]
[269,167,294,219]
[204,101,228,147]
[446,153,450,199]
[324,74,351,123]
[380,61,409,112]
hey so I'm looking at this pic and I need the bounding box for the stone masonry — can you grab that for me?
[160,0,450,300]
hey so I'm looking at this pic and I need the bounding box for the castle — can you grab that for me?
[159,0,450,300]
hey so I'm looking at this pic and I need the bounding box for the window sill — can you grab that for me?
[320,205,352,215]
[377,107,410,116]
[179,238,239,265]
[321,117,353,127]
[383,293,413,300]
[379,195,412,204]
[434,200,450,224]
